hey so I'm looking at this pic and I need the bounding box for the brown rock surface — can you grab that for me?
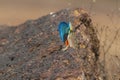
[0,8,104,80]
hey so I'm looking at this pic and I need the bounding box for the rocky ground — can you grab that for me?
[0,8,107,80]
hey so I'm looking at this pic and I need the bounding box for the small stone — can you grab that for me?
[14,28,20,34]
[52,14,56,17]
[0,39,9,45]
[80,44,86,48]
[74,10,80,17]
[63,60,69,65]
[50,12,54,15]
[50,12,56,17]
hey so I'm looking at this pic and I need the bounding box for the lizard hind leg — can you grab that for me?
[62,40,69,51]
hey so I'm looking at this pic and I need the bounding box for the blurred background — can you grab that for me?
[0,0,120,26]
[0,0,120,79]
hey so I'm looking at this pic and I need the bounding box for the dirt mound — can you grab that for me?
[0,8,104,80]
